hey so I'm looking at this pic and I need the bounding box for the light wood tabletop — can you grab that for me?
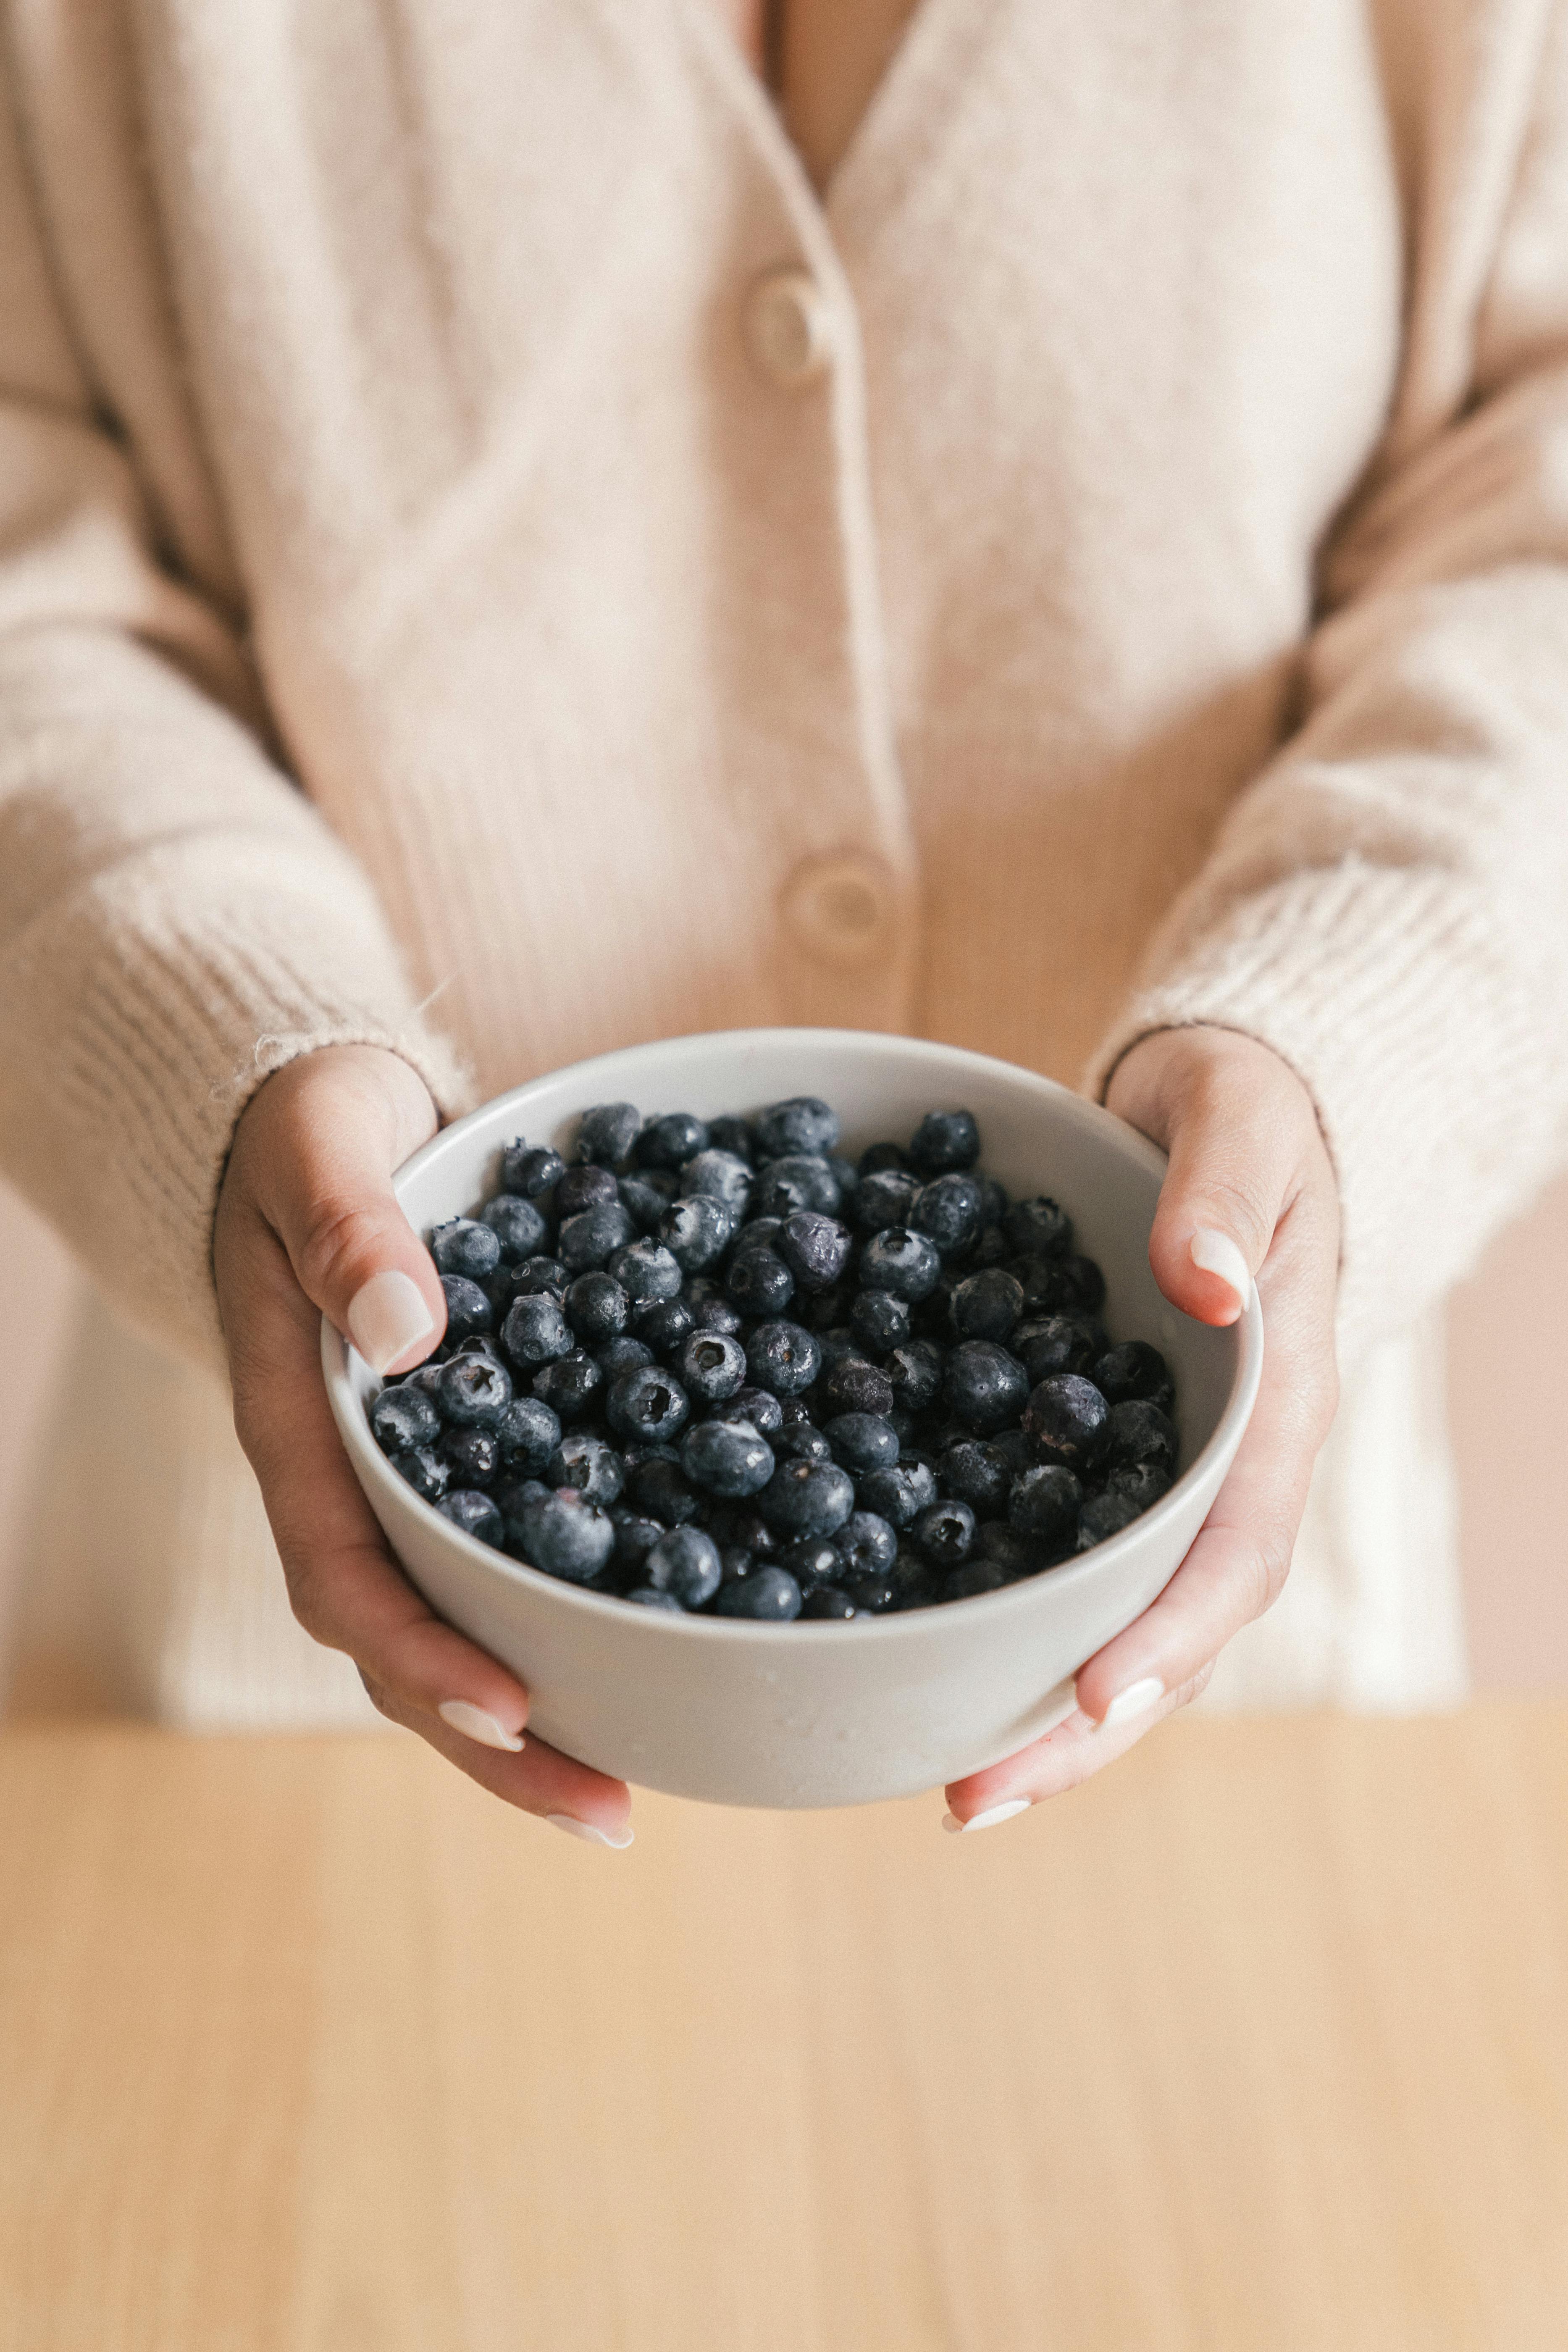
[0,1705,1564,2351]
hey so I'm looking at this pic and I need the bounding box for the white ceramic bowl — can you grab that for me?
[323,1028,1263,1808]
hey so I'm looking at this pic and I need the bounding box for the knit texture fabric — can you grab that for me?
[2,0,1567,1376]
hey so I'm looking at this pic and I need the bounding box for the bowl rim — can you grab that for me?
[322,1027,1265,1644]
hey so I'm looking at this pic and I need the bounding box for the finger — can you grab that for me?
[942,1664,1216,1829]
[248,1047,449,1375]
[229,1216,633,1839]
[1137,1043,1313,1328]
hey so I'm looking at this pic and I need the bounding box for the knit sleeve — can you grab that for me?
[0,71,470,1366]
[1084,7,1568,1369]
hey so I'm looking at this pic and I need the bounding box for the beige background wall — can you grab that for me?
[1,1169,1565,1700]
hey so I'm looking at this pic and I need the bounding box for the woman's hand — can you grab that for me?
[942,1026,1341,1831]
[213,1044,634,1846]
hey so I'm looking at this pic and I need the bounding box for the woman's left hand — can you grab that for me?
[941,1025,1341,1832]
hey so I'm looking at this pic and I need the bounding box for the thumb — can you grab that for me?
[242,1044,447,1374]
[1108,1030,1312,1329]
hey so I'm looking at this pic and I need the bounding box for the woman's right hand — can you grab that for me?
[212,1043,635,1847]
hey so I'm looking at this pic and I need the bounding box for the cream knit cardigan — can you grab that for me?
[3,0,1566,1715]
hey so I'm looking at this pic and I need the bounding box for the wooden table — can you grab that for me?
[1,1706,1564,2350]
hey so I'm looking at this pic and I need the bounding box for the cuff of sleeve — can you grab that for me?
[1082,858,1565,1368]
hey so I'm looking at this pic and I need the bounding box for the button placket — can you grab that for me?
[743,265,835,388]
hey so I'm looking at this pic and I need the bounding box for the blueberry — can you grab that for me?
[392,1445,452,1502]
[887,1552,946,1610]
[1105,1401,1178,1475]
[950,1268,1024,1343]
[744,1319,822,1396]
[435,1488,505,1546]
[1022,1374,1111,1472]
[753,1155,842,1220]
[755,1096,839,1159]
[515,1488,617,1581]
[1107,1461,1174,1510]
[850,1289,911,1356]
[618,1174,677,1235]
[450,1331,508,1369]
[631,1297,696,1359]
[942,1561,1006,1602]
[531,1349,604,1423]
[838,1568,898,1613]
[565,1270,629,1344]
[495,1395,562,1471]
[911,1174,985,1257]
[1077,1492,1145,1550]
[1003,1197,1073,1259]
[678,1149,753,1214]
[607,1240,683,1306]
[911,1498,976,1564]
[1093,1342,1175,1416]
[714,1567,803,1621]
[706,1116,756,1164]
[681,1276,743,1335]
[819,1356,895,1419]
[728,1382,785,1435]
[370,1385,441,1454]
[990,1427,1033,1474]
[858,1225,943,1302]
[779,1537,843,1590]
[577,1101,641,1169]
[1012,1314,1106,1380]
[493,1471,550,1536]
[481,1194,550,1264]
[611,1510,666,1572]
[507,1256,570,1301]
[558,1201,637,1271]
[1008,1464,1083,1544]
[398,1363,448,1404]
[854,1168,922,1233]
[637,1111,710,1171]
[606,1363,691,1445]
[966,1226,1011,1271]
[718,1545,756,1584]
[886,1339,945,1415]
[943,1340,1030,1434]
[825,1412,900,1473]
[801,1585,869,1620]
[859,1141,908,1176]
[431,1217,502,1280]
[659,1195,735,1272]
[439,1353,513,1427]
[596,1338,654,1383]
[501,1142,566,1198]
[546,1431,625,1507]
[438,1275,493,1344]
[438,1425,500,1486]
[856,1460,938,1527]
[1016,1252,1106,1319]
[501,1293,572,1371]
[623,1456,702,1525]
[678,1330,748,1404]
[972,1522,1043,1577]
[908,1109,980,1174]
[759,1457,856,1538]
[626,1585,686,1612]
[644,1525,722,1608]
[833,1510,899,1574]
[730,1215,783,1259]
[680,1417,775,1498]
[777,1211,851,1293]
[555,1165,621,1218]
[775,1423,835,1464]
[937,1439,1011,1516]
[725,1246,795,1315]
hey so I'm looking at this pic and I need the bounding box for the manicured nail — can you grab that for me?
[347,1268,435,1373]
[1097,1676,1165,1730]
[438,1699,524,1753]
[1188,1228,1252,1314]
[940,1799,1031,1834]
[546,1814,635,1849]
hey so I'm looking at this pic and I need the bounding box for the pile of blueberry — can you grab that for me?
[366,1097,1178,1621]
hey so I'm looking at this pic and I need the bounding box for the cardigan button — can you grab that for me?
[744,267,834,388]
[780,852,896,965]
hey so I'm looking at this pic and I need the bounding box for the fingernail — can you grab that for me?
[1096,1675,1165,1730]
[940,1798,1032,1834]
[438,1699,525,1753]
[546,1814,635,1850]
[1189,1227,1252,1314]
[347,1268,436,1373]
